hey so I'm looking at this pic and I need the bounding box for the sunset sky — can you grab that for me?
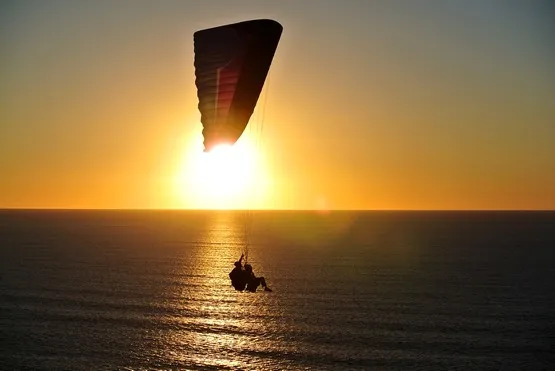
[1,0,554,210]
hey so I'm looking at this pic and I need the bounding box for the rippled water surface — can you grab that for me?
[1,210,553,370]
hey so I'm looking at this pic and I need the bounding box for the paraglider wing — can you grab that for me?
[194,19,282,152]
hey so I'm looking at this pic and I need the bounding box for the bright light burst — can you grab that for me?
[175,134,268,209]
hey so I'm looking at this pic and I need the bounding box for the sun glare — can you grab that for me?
[176,134,268,209]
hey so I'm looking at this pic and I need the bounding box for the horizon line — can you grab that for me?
[0,208,553,212]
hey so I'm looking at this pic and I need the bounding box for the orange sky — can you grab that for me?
[1,1,554,210]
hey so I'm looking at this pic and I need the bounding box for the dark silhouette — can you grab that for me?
[229,254,247,291]
[244,263,272,292]
[194,19,283,152]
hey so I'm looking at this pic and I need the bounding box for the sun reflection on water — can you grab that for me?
[153,211,280,369]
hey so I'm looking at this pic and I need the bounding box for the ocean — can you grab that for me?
[0,210,553,370]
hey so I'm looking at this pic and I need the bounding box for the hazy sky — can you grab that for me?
[1,0,554,209]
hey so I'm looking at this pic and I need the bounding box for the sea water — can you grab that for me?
[0,210,553,370]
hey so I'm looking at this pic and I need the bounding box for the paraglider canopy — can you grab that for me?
[193,19,282,152]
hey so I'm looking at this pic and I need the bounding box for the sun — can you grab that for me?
[175,135,268,209]
[190,143,252,205]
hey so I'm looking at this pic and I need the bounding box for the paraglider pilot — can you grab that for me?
[229,254,247,291]
[229,254,272,292]
[244,264,272,292]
